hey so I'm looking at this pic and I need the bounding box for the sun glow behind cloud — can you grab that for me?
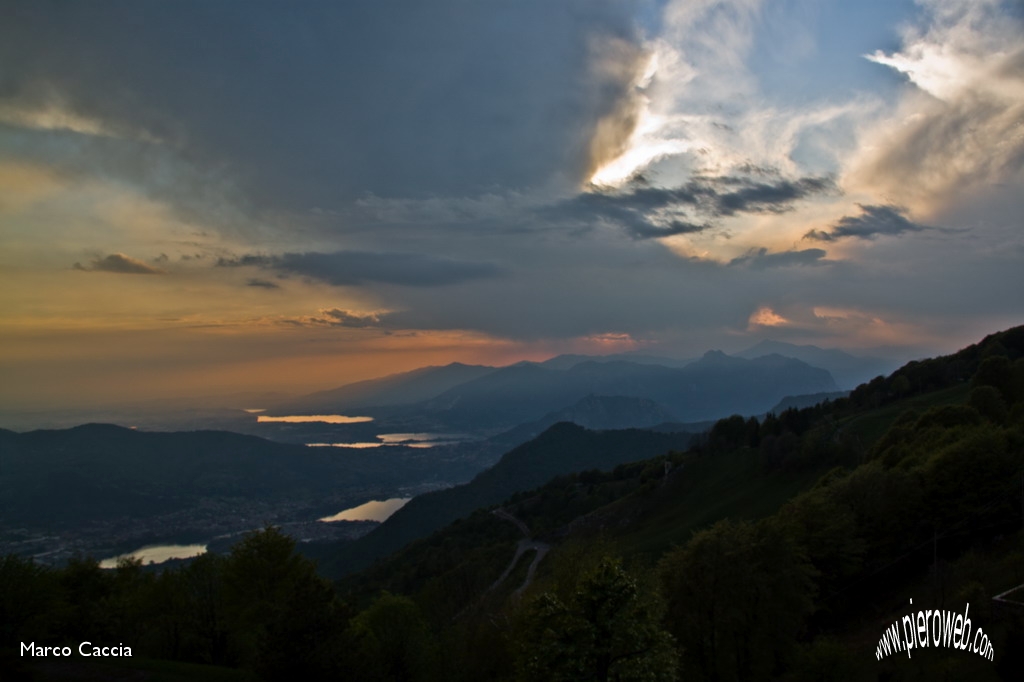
[581,0,1024,274]
[588,122,691,187]
[588,52,693,187]
[582,0,876,258]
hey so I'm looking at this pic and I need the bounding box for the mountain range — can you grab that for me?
[0,339,897,569]
[735,339,895,389]
[272,350,840,431]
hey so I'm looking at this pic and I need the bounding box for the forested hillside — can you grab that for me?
[4,326,1023,681]
[325,424,696,577]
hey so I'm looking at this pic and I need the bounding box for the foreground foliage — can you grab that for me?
[517,557,677,682]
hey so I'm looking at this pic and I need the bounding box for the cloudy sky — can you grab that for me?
[2,0,1022,409]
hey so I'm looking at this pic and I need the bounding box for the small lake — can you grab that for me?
[258,414,374,424]
[307,442,384,449]
[100,543,206,568]
[378,432,463,444]
[306,432,467,449]
[320,497,411,523]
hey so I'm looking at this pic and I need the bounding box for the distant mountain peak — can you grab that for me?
[742,339,847,358]
[692,350,742,368]
[735,339,896,390]
[69,422,134,434]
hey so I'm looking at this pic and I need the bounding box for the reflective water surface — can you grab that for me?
[257,414,374,424]
[100,543,206,568]
[319,497,412,523]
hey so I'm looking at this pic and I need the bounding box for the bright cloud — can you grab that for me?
[850,0,1024,214]
[748,306,788,328]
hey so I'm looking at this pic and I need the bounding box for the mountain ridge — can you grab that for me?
[736,339,895,389]
[389,354,836,430]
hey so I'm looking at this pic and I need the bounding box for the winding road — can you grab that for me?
[489,508,551,596]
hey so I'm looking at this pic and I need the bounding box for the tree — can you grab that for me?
[778,485,865,600]
[221,526,341,678]
[969,385,1009,423]
[57,554,113,641]
[517,557,678,682]
[345,592,438,682]
[178,553,229,664]
[104,557,155,654]
[709,415,749,452]
[0,555,60,677]
[890,375,911,397]
[661,519,815,682]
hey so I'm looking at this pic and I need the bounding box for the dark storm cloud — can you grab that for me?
[728,247,828,269]
[602,175,833,216]
[711,176,835,216]
[804,204,927,241]
[543,189,705,239]
[73,253,164,274]
[219,251,502,287]
[546,174,833,239]
[627,220,711,240]
[0,0,644,215]
[245,278,279,289]
[218,255,270,268]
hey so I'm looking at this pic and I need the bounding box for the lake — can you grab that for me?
[307,442,384,449]
[100,543,206,568]
[319,497,412,523]
[306,432,468,449]
[97,496,413,568]
[257,414,374,424]
[378,432,465,445]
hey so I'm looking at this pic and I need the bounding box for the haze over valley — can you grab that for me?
[1,341,882,566]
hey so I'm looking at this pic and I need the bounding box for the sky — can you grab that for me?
[1,0,1022,410]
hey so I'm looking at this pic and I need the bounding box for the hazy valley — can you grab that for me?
[1,342,881,569]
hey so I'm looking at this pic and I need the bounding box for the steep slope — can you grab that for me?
[328,423,695,576]
[490,394,679,447]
